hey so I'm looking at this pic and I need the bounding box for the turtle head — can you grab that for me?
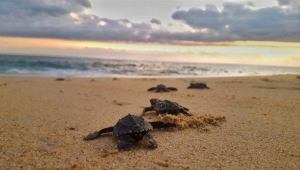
[150,98,160,106]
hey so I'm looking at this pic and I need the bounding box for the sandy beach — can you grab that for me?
[0,75,300,169]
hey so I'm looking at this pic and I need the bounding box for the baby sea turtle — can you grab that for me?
[142,99,193,116]
[187,83,210,89]
[84,114,176,150]
[147,84,177,92]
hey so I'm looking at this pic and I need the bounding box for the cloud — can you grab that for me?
[150,18,161,25]
[0,0,90,16]
[277,0,292,6]
[171,1,300,42]
[0,0,154,42]
[0,0,299,43]
[75,0,92,8]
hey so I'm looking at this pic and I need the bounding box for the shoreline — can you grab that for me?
[1,73,299,79]
[1,75,300,169]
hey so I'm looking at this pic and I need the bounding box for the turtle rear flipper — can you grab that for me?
[161,89,170,92]
[167,87,177,91]
[143,133,157,148]
[183,107,189,111]
[157,111,167,116]
[142,107,154,115]
[83,126,114,140]
[150,121,177,129]
[156,89,166,92]
[180,109,193,116]
[118,135,135,150]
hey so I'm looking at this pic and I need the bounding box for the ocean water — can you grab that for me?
[0,54,299,77]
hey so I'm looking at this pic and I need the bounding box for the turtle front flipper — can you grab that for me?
[147,87,156,91]
[167,87,177,91]
[142,107,154,115]
[84,126,114,140]
[84,131,100,140]
[143,133,157,148]
[118,135,135,150]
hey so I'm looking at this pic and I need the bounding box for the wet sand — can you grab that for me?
[0,75,300,169]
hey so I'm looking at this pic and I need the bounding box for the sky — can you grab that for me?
[0,0,300,66]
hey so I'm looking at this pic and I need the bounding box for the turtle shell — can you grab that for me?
[154,100,181,111]
[113,114,153,136]
[189,83,209,89]
[156,84,167,89]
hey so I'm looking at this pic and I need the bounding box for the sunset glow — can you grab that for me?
[0,0,299,67]
[1,36,300,67]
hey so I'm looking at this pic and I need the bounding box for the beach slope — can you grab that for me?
[0,75,299,169]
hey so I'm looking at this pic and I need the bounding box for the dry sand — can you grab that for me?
[0,75,300,169]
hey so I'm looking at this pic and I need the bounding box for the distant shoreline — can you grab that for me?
[1,74,299,79]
